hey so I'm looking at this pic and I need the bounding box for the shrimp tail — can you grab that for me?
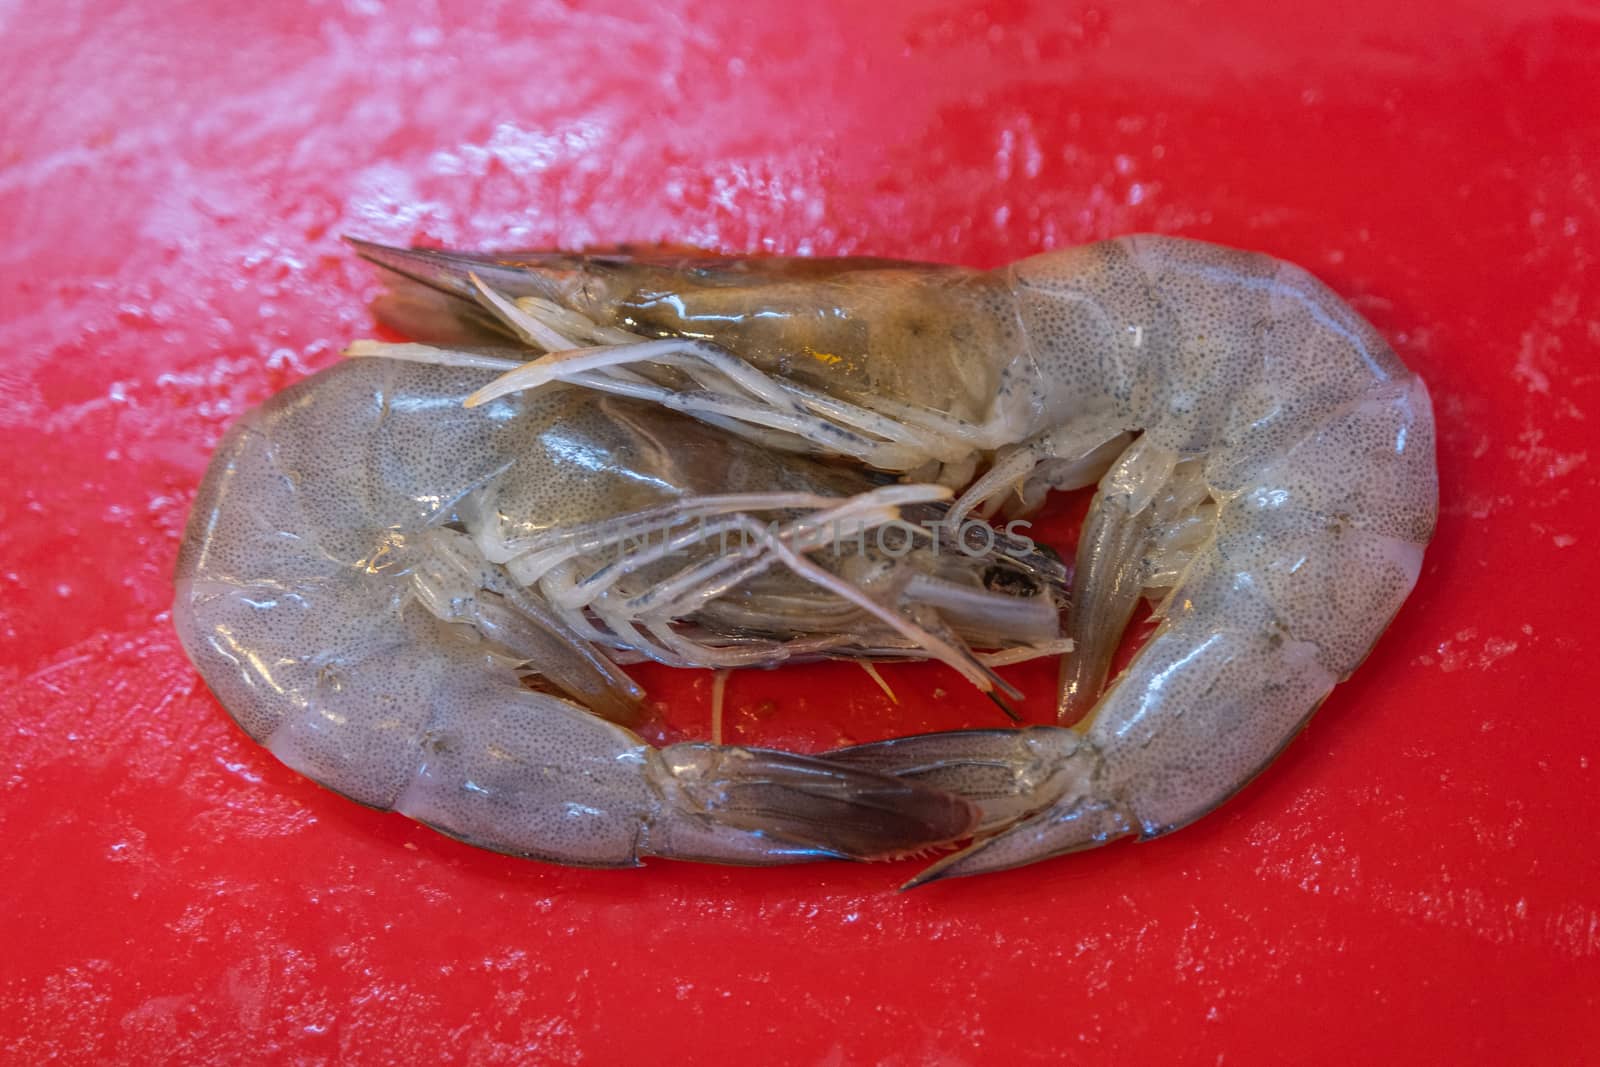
[646,743,979,863]
[824,726,1089,834]
[820,726,1130,886]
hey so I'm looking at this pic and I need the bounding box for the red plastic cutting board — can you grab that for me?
[3,1,1597,1062]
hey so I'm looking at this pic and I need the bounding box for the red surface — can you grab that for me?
[3,1,1598,1061]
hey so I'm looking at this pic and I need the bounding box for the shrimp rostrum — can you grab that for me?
[174,352,1072,867]
[357,234,1438,883]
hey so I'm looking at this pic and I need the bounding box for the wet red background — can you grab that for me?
[4,0,1599,1062]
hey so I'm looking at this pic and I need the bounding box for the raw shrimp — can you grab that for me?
[359,234,1438,883]
[173,354,1070,867]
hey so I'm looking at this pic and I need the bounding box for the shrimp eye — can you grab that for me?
[982,563,1040,598]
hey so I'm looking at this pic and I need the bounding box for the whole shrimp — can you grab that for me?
[173,352,1069,867]
[358,233,1438,883]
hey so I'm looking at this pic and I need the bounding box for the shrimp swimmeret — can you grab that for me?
[173,354,1071,868]
[355,233,1438,884]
